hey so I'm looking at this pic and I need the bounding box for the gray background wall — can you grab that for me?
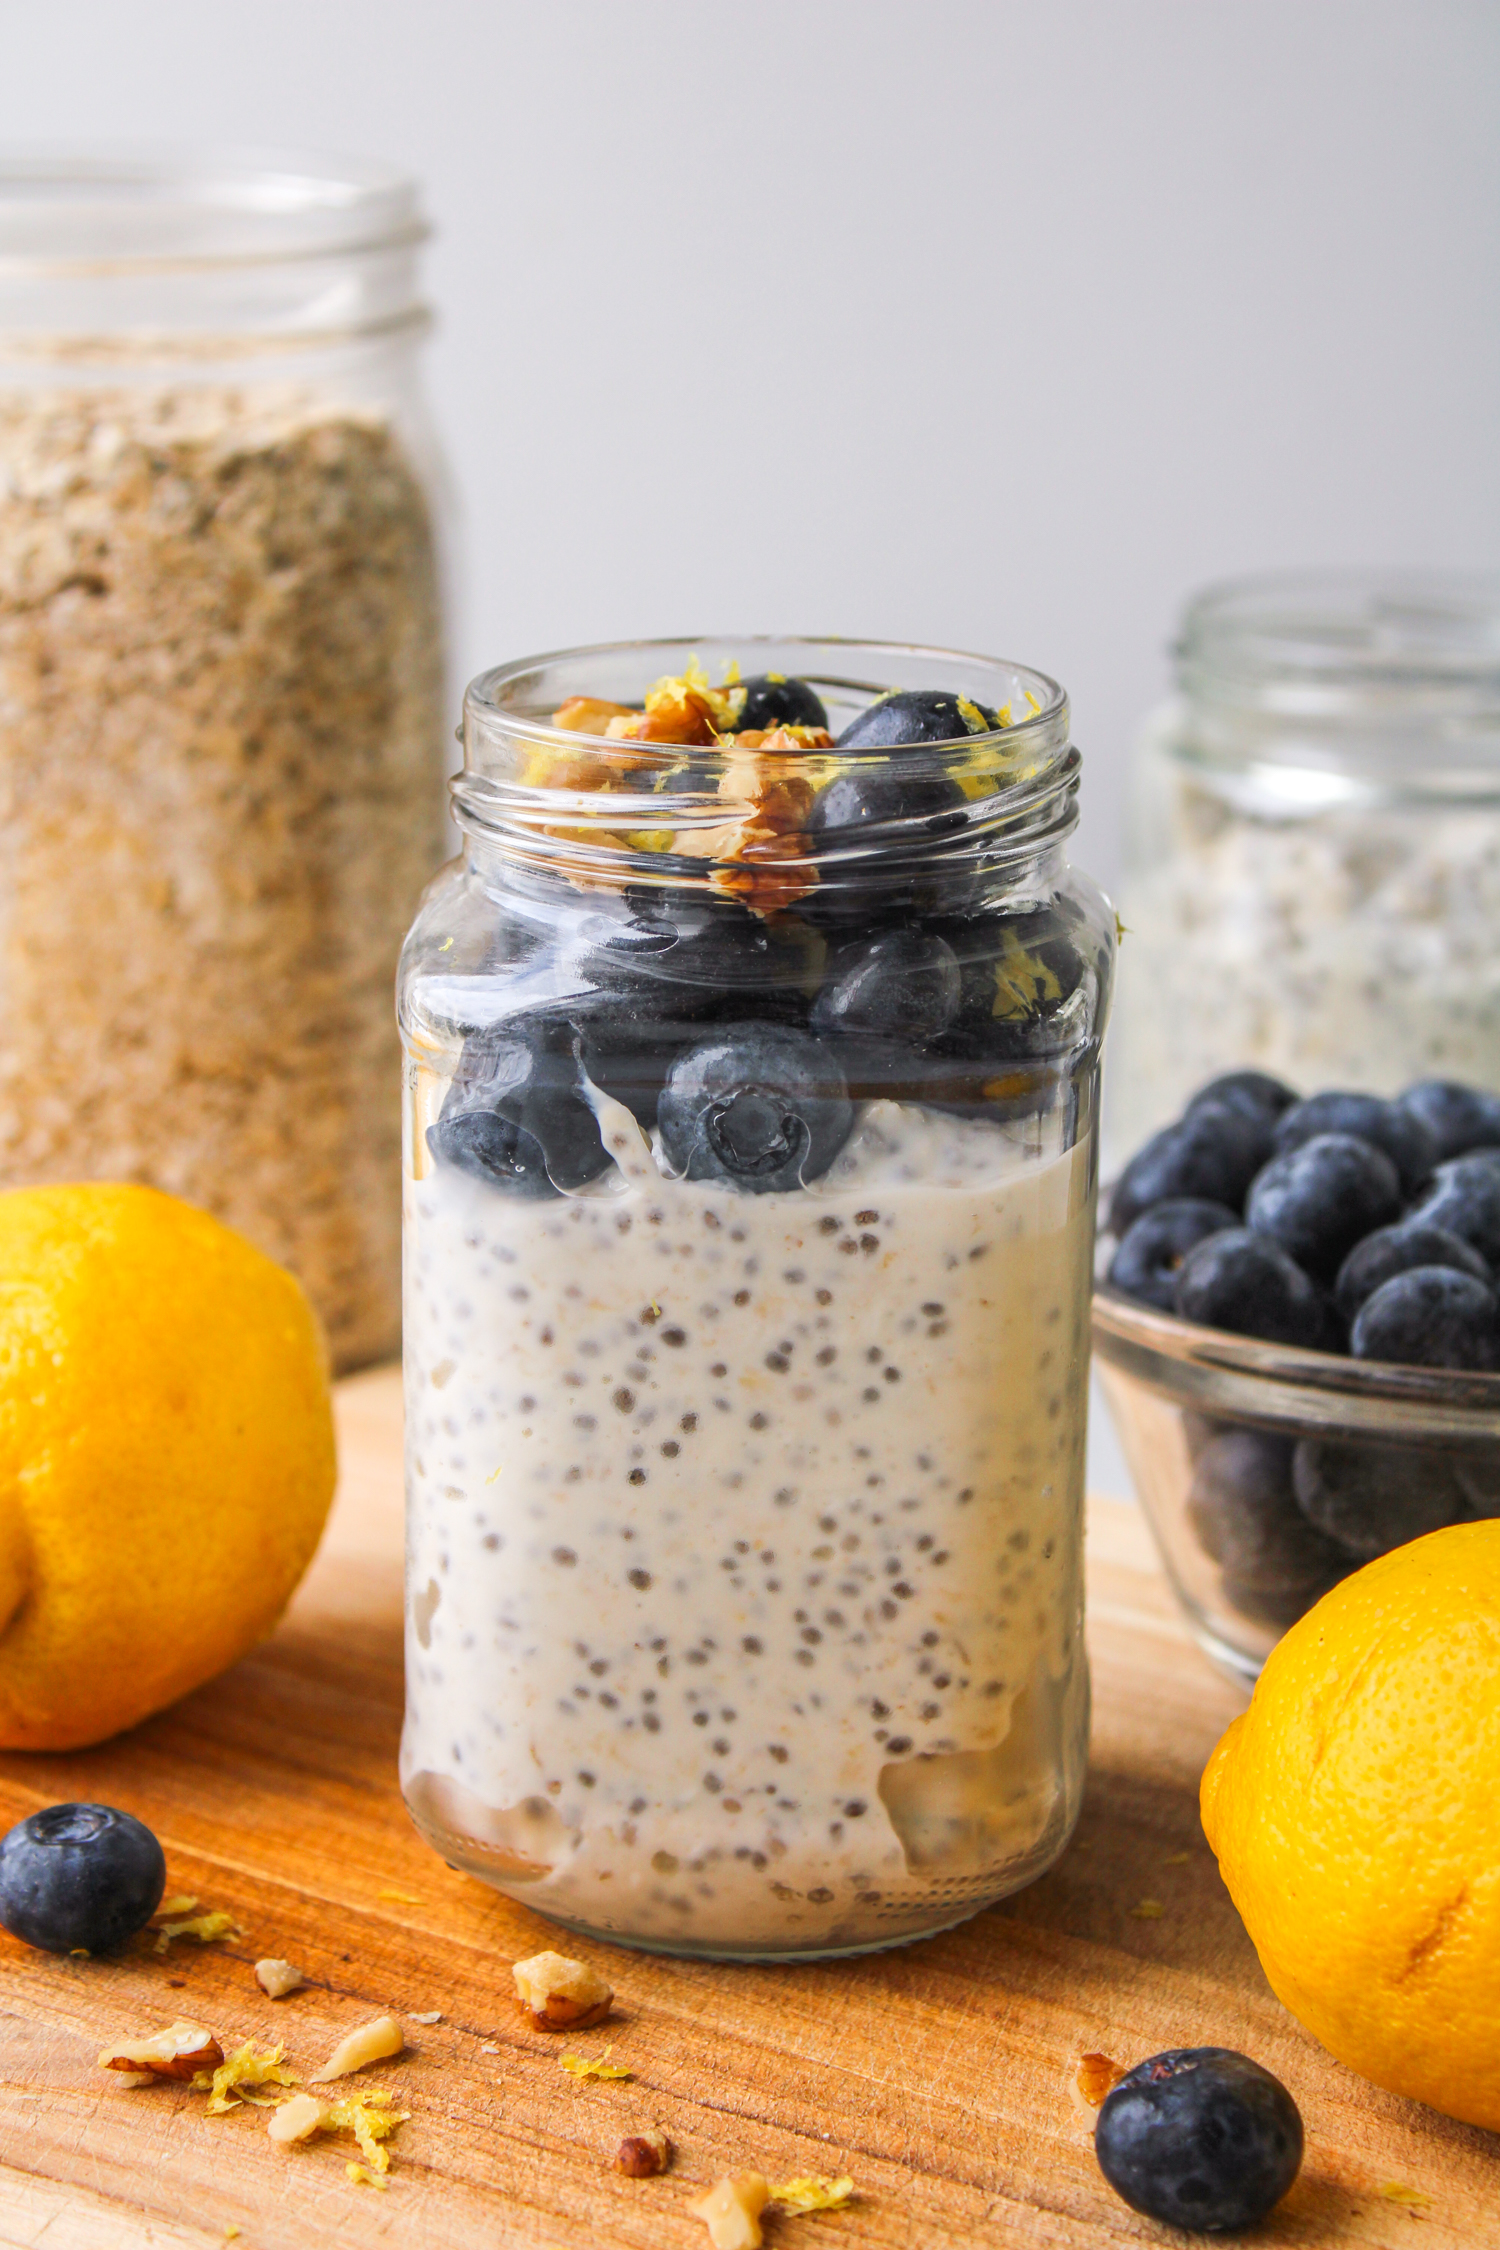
[8,0,1498,892]
[8,0,1500,1489]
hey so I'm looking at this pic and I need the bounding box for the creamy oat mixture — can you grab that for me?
[0,385,445,1366]
[402,1085,1094,1955]
[1108,777,1500,1164]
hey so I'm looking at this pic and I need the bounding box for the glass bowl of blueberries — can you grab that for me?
[1094,1073,1500,1685]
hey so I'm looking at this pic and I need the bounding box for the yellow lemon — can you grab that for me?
[1202,1519,1500,2130]
[0,1184,336,1750]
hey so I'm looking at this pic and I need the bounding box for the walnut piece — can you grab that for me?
[512,1949,613,2032]
[552,696,636,735]
[308,2014,405,2083]
[267,2091,329,2144]
[615,2129,672,2178]
[99,2021,223,2081]
[688,2173,771,2249]
[254,1958,306,2000]
[1072,2051,1126,2116]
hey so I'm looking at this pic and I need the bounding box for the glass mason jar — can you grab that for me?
[1107,572,1500,1169]
[398,637,1115,1959]
[0,153,450,1369]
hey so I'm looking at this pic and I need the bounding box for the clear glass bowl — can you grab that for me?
[1092,1285,1500,1686]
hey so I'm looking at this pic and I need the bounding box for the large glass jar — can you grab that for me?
[1107,572,1500,1169]
[0,153,449,1369]
[398,637,1115,1959]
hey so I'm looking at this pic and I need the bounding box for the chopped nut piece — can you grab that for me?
[154,1894,200,1919]
[409,2009,442,2025]
[255,1958,306,2000]
[552,696,636,735]
[268,2091,329,2145]
[1074,2052,1125,2110]
[100,2021,224,2081]
[196,2039,299,2113]
[616,2129,672,2177]
[689,2173,771,2250]
[309,2014,405,2083]
[512,1949,614,2032]
[771,2176,855,2213]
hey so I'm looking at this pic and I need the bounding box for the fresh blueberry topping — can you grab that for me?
[1333,1219,1490,1322]
[1173,1228,1335,1350]
[1408,1153,1500,1267]
[1397,1078,1500,1162]
[0,1803,166,1955]
[1187,1430,1349,1625]
[657,1023,852,1193]
[1292,1436,1470,1556]
[729,673,828,734]
[1271,1090,1437,1195]
[1110,1104,1274,1236]
[1094,2048,1303,2234]
[1107,1200,1239,1312]
[428,1015,610,1196]
[834,687,998,751]
[1349,1265,1500,1371]
[1245,1132,1402,1281]
[1185,1070,1298,1124]
[806,766,968,843]
[811,929,961,1042]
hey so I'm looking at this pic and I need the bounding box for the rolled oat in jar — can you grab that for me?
[0,155,449,1367]
[399,638,1115,1959]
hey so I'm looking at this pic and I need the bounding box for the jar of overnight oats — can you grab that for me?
[398,639,1115,1959]
[1108,572,1500,1168]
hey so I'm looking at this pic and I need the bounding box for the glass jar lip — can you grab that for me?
[1176,569,1500,704]
[466,632,1069,754]
[0,147,426,272]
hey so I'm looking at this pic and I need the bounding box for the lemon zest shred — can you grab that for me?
[560,2048,632,2081]
[323,2089,409,2172]
[1025,688,1041,714]
[155,1910,244,1956]
[772,2176,856,2212]
[347,2161,388,2189]
[376,1887,423,1904]
[1380,2183,1433,2210]
[194,2039,299,2114]
[1129,1898,1166,1920]
[154,1894,200,1919]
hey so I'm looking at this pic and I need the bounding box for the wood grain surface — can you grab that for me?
[0,1366,1494,2248]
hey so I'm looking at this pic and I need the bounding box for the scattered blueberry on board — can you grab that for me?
[1094,2047,1303,2233]
[0,1803,165,1954]
[1107,1074,1500,1372]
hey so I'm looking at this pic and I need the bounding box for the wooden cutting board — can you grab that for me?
[0,1366,1493,2248]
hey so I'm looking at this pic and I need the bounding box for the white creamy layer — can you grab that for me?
[402,1099,1095,1953]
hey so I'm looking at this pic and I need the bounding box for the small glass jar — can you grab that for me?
[1107,572,1500,1167]
[0,153,450,1369]
[398,637,1115,1959]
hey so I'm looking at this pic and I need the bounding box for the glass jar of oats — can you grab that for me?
[0,154,449,1368]
[1107,572,1500,1167]
[398,637,1115,1958]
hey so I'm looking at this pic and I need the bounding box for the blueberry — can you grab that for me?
[1293,1437,1468,1557]
[1349,1265,1500,1371]
[1187,1430,1349,1625]
[1271,1090,1437,1195]
[806,766,968,845]
[428,1015,609,1196]
[1398,1079,1500,1162]
[1333,1220,1490,1322]
[1245,1132,1402,1281]
[1186,1070,1298,1124]
[834,687,998,751]
[811,929,961,1041]
[583,896,816,998]
[728,673,828,734]
[1107,1200,1239,1312]
[1110,1104,1274,1236]
[1408,1153,1500,1267]
[1174,1229,1335,1350]
[1095,2048,1303,2233]
[0,1803,166,1954]
[658,1023,852,1192]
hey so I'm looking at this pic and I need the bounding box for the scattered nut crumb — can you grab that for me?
[513,1949,613,2032]
[1129,1899,1165,1919]
[154,1909,245,1955]
[408,2010,442,2025]
[255,1959,306,2000]
[561,2048,631,2081]
[480,2042,501,2055]
[309,2015,405,2083]
[1071,2052,1125,2117]
[690,2173,771,2249]
[771,2177,855,2213]
[268,2091,329,2145]
[615,2129,672,2177]
[99,2022,223,2081]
